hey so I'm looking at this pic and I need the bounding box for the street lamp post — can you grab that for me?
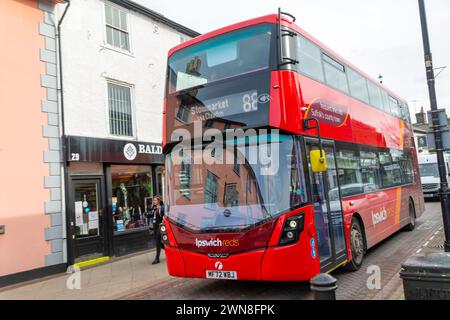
[418,0,450,252]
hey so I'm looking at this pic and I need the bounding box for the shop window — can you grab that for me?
[156,166,165,201]
[111,165,153,233]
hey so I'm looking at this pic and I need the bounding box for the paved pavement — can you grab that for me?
[0,251,168,300]
[121,201,445,300]
[0,201,445,300]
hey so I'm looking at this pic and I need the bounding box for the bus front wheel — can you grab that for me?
[345,218,365,271]
[404,200,416,232]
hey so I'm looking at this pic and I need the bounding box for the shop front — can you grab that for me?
[65,136,164,264]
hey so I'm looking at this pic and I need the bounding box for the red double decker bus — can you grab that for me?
[161,10,424,281]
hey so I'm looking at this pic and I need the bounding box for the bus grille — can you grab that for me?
[422,183,439,191]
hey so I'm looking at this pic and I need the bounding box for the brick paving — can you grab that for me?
[0,202,445,300]
[0,251,169,300]
[121,201,445,300]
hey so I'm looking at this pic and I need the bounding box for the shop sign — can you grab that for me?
[66,136,164,164]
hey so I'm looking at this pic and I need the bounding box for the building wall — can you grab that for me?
[61,0,190,143]
[0,0,64,278]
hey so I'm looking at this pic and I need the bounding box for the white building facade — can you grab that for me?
[59,0,198,264]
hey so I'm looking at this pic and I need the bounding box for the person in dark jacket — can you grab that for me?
[148,195,165,264]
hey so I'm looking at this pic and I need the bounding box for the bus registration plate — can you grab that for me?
[206,270,237,280]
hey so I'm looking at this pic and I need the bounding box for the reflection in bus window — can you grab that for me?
[336,148,363,197]
[168,24,273,93]
[379,150,402,187]
[166,134,307,231]
[400,153,414,184]
[360,150,380,189]
[204,171,218,210]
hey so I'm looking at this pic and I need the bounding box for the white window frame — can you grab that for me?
[105,78,136,139]
[102,1,134,56]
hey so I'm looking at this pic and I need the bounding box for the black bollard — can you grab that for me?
[310,273,338,300]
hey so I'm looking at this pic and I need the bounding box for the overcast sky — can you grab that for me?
[136,0,450,118]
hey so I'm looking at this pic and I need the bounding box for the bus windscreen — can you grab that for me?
[167,24,273,94]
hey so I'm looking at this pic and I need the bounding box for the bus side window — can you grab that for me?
[335,145,363,197]
[447,161,450,177]
[297,35,325,83]
[380,90,391,114]
[388,96,400,118]
[401,102,411,123]
[322,53,349,94]
[347,68,370,104]
[367,81,383,110]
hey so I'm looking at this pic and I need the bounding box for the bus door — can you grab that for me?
[305,138,348,272]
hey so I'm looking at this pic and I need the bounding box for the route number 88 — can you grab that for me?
[243,92,258,112]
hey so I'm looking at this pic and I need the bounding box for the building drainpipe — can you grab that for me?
[55,0,72,268]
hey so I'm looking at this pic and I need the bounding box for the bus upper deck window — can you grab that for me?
[206,42,237,67]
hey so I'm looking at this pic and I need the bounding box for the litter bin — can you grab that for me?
[400,253,450,300]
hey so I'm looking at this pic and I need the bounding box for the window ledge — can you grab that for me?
[108,134,137,141]
[100,44,134,58]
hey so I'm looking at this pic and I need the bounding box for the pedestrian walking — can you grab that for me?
[148,195,165,264]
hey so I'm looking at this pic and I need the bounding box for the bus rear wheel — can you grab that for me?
[345,218,365,271]
[404,200,416,231]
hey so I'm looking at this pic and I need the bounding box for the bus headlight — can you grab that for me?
[160,222,169,245]
[279,214,304,246]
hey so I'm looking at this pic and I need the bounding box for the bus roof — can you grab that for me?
[168,13,406,104]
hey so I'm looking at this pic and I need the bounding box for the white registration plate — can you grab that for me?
[424,194,436,198]
[206,270,237,280]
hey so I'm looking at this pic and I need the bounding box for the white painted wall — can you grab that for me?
[60,0,192,142]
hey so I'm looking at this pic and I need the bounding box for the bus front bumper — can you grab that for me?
[164,242,320,282]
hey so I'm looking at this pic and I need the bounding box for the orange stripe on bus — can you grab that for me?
[394,188,402,225]
[399,120,404,149]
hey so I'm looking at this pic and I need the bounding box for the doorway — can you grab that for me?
[69,178,107,262]
[305,138,348,272]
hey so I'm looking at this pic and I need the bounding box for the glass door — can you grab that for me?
[305,139,347,271]
[71,179,105,262]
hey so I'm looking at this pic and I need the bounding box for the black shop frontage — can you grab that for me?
[64,136,165,265]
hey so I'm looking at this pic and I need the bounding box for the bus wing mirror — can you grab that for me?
[310,149,327,173]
